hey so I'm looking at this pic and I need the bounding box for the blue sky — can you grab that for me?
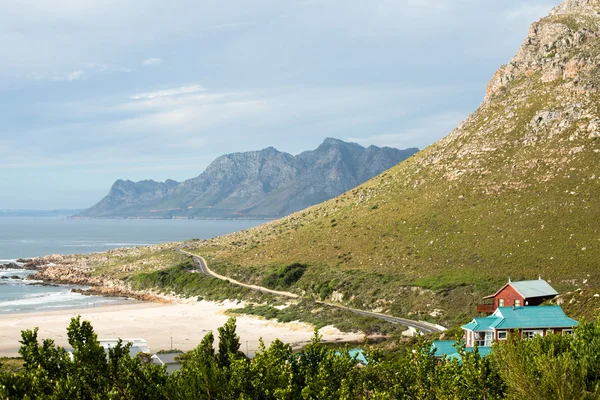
[0,0,560,209]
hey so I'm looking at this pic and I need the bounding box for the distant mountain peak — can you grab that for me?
[259,146,281,154]
[317,138,366,153]
[322,137,346,145]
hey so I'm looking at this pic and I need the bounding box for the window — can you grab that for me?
[498,299,504,307]
[474,331,493,347]
[497,331,507,340]
[514,299,521,307]
[523,330,543,339]
[562,329,574,336]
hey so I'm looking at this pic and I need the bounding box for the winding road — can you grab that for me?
[176,247,444,334]
[176,248,299,298]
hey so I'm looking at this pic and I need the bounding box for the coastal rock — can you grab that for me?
[29,281,60,287]
[0,262,20,270]
[30,245,184,304]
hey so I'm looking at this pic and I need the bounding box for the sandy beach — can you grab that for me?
[0,301,364,357]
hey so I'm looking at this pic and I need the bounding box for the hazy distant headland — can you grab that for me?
[76,138,418,220]
[0,209,82,218]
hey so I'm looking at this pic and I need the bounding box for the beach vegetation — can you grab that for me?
[129,260,274,303]
[4,316,600,398]
[156,349,183,355]
[230,299,406,335]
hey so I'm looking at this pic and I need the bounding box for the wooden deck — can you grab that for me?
[476,304,495,313]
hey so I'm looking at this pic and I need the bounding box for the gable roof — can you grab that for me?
[490,306,578,330]
[483,279,558,300]
[462,317,501,332]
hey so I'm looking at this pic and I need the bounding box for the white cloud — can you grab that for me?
[130,85,205,100]
[32,69,85,82]
[30,63,132,82]
[67,70,85,81]
[142,57,164,66]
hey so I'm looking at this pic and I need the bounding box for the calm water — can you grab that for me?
[0,218,264,313]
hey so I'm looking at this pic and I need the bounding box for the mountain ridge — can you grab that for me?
[77,138,418,219]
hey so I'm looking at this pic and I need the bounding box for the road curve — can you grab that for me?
[176,247,299,299]
[176,247,445,334]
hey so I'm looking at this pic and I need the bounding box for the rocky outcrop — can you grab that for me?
[486,0,600,101]
[77,139,418,219]
[0,262,21,270]
[29,251,179,303]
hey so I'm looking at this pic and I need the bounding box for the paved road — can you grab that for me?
[177,247,299,299]
[176,247,445,334]
[317,302,444,334]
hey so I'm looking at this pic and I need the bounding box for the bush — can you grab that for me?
[260,263,307,289]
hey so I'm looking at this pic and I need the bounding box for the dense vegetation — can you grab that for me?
[230,299,405,336]
[129,260,272,303]
[261,263,307,290]
[2,316,600,399]
[130,260,407,335]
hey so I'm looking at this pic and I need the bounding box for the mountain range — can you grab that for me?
[77,138,418,219]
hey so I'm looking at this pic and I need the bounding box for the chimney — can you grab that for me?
[508,276,511,283]
[538,275,542,280]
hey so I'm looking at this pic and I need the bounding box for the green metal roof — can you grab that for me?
[484,279,558,299]
[335,349,368,365]
[510,280,558,298]
[432,340,458,358]
[461,317,501,331]
[432,340,493,361]
[348,349,368,365]
[490,306,578,329]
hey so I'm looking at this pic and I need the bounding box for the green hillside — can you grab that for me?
[185,1,600,325]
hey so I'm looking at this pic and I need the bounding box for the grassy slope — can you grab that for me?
[184,10,600,326]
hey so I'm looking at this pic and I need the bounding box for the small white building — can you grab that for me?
[99,338,151,357]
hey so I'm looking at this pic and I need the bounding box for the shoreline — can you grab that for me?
[0,300,365,358]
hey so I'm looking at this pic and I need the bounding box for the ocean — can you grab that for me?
[0,217,264,313]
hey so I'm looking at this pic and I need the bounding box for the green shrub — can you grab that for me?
[260,263,307,289]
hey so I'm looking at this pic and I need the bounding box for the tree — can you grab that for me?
[1,316,168,400]
[217,317,242,368]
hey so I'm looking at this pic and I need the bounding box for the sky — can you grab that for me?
[0,0,561,209]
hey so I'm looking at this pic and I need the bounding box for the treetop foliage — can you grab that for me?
[2,316,600,399]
